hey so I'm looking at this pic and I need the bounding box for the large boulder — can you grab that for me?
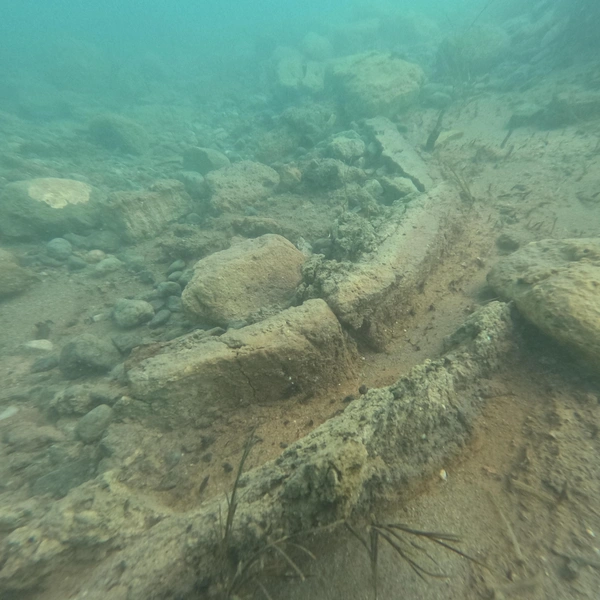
[0,249,36,298]
[329,52,425,118]
[272,46,326,95]
[206,160,280,213]
[182,234,305,326]
[488,238,600,370]
[0,178,104,240]
[126,299,357,426]
[105,180,194,242]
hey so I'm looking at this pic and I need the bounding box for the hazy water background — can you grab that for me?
[1,0,526,70]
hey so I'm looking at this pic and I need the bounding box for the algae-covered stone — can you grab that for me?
[0,249,36,298]
[89,113,149,155]
[329,52,425,118]
[488,238,600,370]
[0,178,104,240]
[182,234,305,326]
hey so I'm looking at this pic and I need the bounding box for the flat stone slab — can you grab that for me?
[126,299,357,426]
[488,238,600,369]
[365,116,433,192]
[299,183,460,349]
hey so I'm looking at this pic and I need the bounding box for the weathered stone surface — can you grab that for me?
[329,52,424,118]
[206,161,280,213]
[106,180,194,242]
[126,299,357,426]
[366,116,433,191]
[182,234,305,326]
[0,249,36,298]
[488,238,600,369]
[0,178,104,239]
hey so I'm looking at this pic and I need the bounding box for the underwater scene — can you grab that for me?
[1,0,600,598]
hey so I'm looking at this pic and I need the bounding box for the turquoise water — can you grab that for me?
[1,1,599,599]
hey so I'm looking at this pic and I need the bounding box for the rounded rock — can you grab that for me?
[46,238,73,261]
[167,270,183,282]
[75,404,113,443]
[156,281,182,297]
[166,295,182,312]
[59,334,121,379]
[68,255,88,271]
[113,299,155,329]
[148,309,171,329]
[93,256,123,277]
[167,259,186,274]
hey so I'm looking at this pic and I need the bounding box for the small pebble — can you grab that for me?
[167,260,186,274]
[93,257,122,277]
[85,249,106,264]
[167,270,183,282]
[22,339,54,354]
